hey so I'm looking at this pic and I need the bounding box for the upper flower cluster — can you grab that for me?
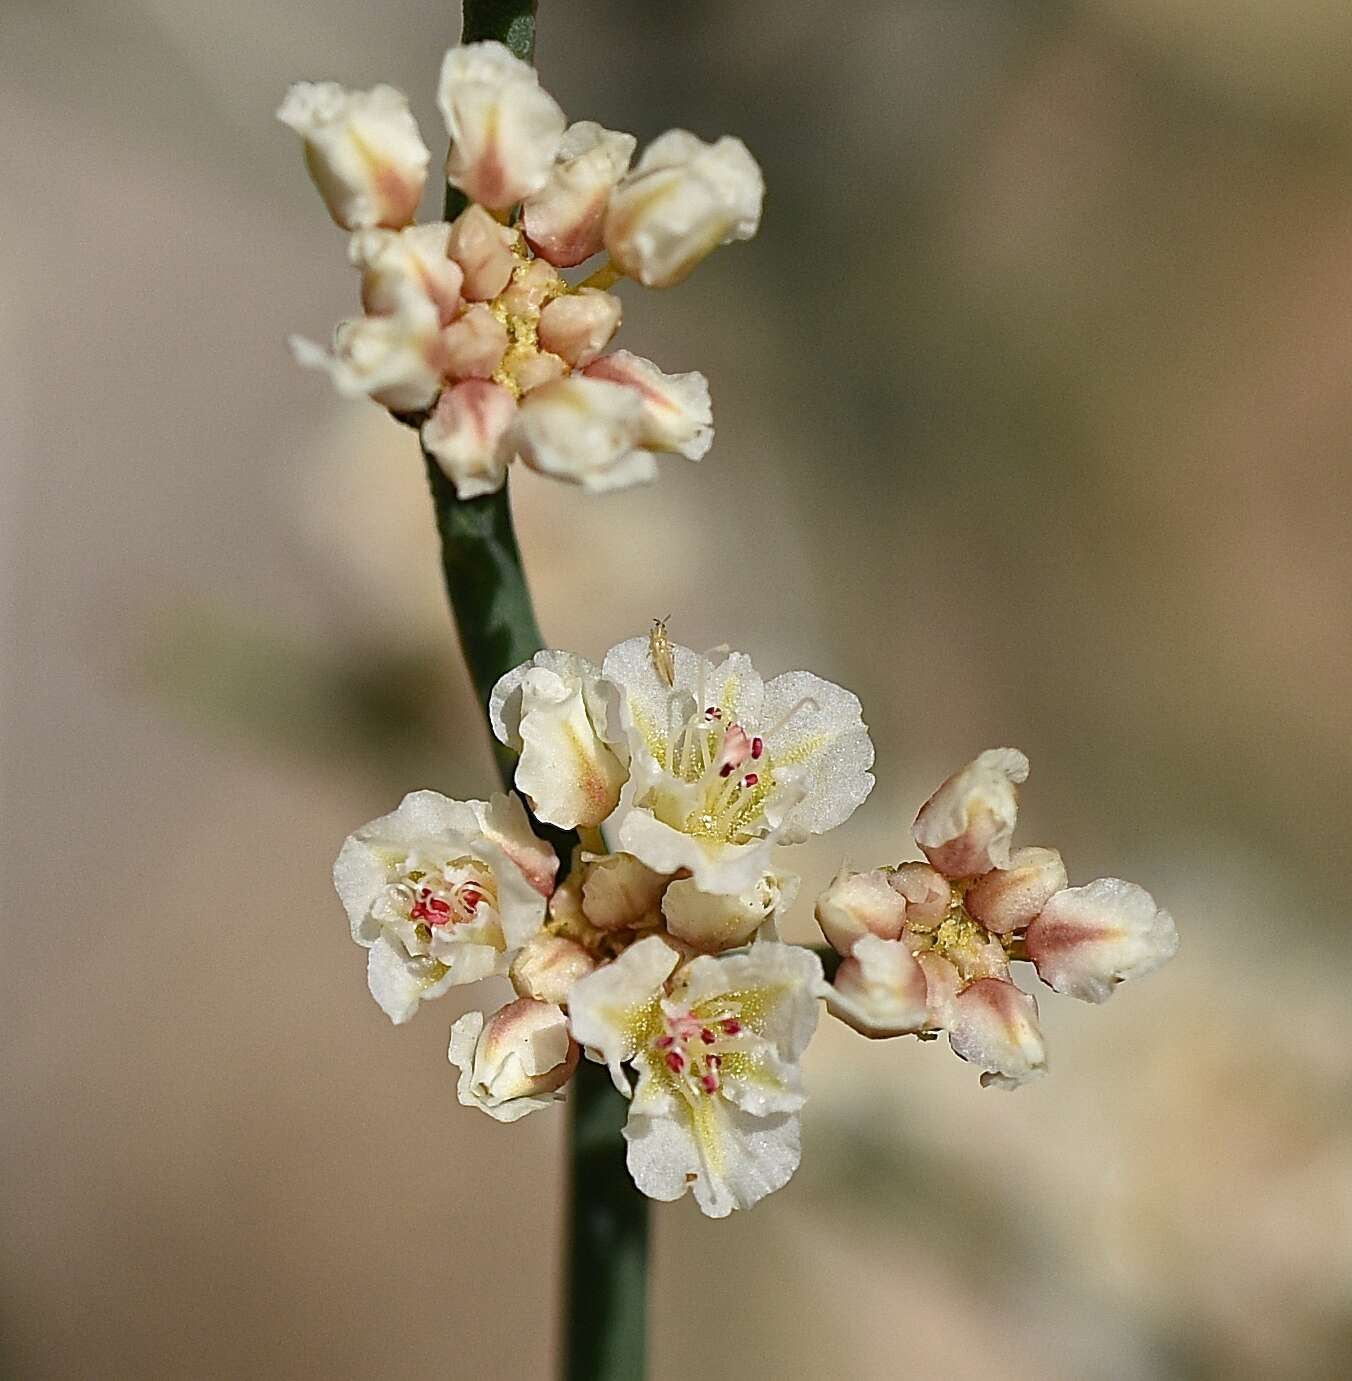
[816,749,1179,1087]
[279,42,764,495]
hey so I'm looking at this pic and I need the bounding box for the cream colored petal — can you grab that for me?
[420,379,517,498]
[827,934,930,1038]
[913,747,1030,879]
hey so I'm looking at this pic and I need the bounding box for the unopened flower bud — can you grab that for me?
[581,853,669,932]
[441,303,509,380]
[498,258,564,319]
[913,748,1030,879]
[448,998,579,1122]
[888,861,950,925]
[513,376,653,491]
[438,41,566,211]
[965,846,1068,935]
[947,977,1047,1089]
[662,871,798,953]
[278,82,429,230]
[827,934,929,1037]
[446,204,518,301]
[538,290,623,368]
[582,351,712,459]
[1024,878,1178,1003]
[421,379,518,499]
[504,350,568,396]
[814,866,906,956]
[350,223,463,327]
[916,949,961,1029]
[603,130,764,288]
[523,121,637,267]
[510,933,598,1005]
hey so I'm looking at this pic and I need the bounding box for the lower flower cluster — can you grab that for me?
[334,634,1178,1216]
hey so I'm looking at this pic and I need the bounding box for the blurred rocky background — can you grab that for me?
[3,1,1351,1377]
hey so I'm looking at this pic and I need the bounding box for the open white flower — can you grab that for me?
[448,998,578,1122]
[603,130,764,288]
[334,790,555,1024]
[523,121,637,267]
[438,41,566,211]
[277,82,429,230]
[489,651,629,829]
[600,634,874,893]
[567,936,824,1216]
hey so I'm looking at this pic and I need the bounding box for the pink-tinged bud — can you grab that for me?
[662,871,796,953]
[948,977,1047,1089]
[437,42,566,212]
[446,205,518,301]
[509,933,598,1005]
[420,380,518,499]
[580,853,669,932]
[277,82,429,231]
[523,121,637,267]
[498,258,564,319]
[814,867,906,956]
[603,130,764,288]
[582,350,712,460]
[441,304,509,380]
[504,350,568,396]
[350,223,463,327]
[827,935,929,1038]
[916,950,961,1029]
[512,376,652,491]
[1024,878,1178,1004]
[965,846,1068,934]
[448,998,579,1122]
[888,861,950,926]
[538,290,623,367]
[913,748,1030,879]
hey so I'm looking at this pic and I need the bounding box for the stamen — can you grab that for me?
[722,1019,742,1036]
[700,1027,715,1044]
[665,1051,686,1073]
[751,736,763,759]
[743,773,759,787]
[765,695,820,740]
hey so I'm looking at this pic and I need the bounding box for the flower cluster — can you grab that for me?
[817,748,1179,1087]
[279,42,763,494]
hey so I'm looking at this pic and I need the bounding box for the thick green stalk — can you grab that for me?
[426,5,650,1379]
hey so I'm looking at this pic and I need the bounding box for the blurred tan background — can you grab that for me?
[4,1,1352,1377]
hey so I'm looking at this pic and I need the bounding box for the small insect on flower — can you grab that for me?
[648,616,676,688]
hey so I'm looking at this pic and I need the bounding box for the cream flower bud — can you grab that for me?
[948,977,1047,1089]
[1024,878,1179,1003]
[448,998,579,1122]
[663,871,799,953]
[350,223,462,327]
[582,351,712,460]
[538,290,623,367]
[498,258,564,318]
[446,204,518,301]
[916,950,961,1029]
[814,866,907,956]
[603,130,764,288]
[504,350,568,395]
[888,861,951,926]
[913,748,1030,879]
[438,41,566,211]
[509,933,598,1005]
[420,380,518,499]
[290,295,444,414]
[523,121,637,267]
[965,846,1068,935]
[827,934,930,1038]
[441,303,509,380]
[580,853,669,932]
[278,81,429,231]
[512,376,653,491]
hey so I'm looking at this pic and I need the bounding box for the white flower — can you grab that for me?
[448,998,578,1122]
[350,223,463,326]
[662,870,798,953]
[603,130,764,288]
[421,379,518,498]
[333,790,555,1024]
[912,747,1030,879]
[278,81,430,230]
[582,351,712,460]
[826,934,931,1038]
[512,376,655,492]
[567,936,824,1216]
[601,634,874,893]
[1024,878,1179,1003]
[489,651,629,829]
[538,290,623,368]
[289,293,446,413]
[522,120,636,267]
[438,41,566,212]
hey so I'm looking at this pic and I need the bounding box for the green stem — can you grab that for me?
[425,5,650,1379]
